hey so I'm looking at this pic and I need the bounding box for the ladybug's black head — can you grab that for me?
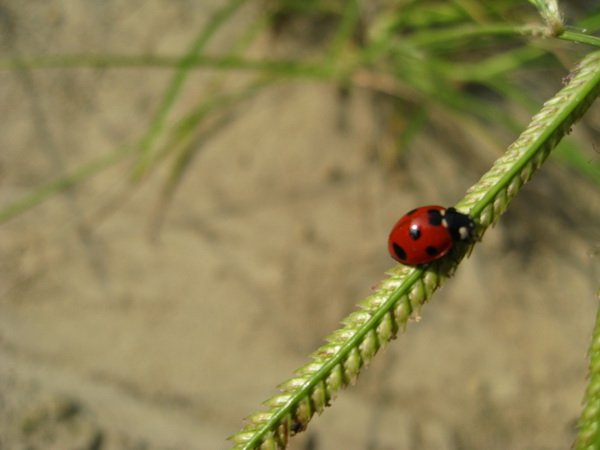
[443,207,476,242]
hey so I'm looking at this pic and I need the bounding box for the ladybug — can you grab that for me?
[388,205,475,266]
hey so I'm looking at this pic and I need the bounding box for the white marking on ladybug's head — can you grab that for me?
[441,218,449,228]
[458,226,469,240]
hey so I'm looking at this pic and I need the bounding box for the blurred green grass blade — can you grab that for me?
[407,23,533,49]
[577,10,600,32]
[459,50,600,220]
[559,29,600,48]
[393,55,522,130]
[489,78,600,186]
[397,105,428,150]
[151,80,270,236]
[327,0,359,59]
[554,142,600,185]
[229,11,270,55]
[133,0,248,178]
[0,147,133,224]
[574,295,600,449]
[0,54,331,77]
[391,2,469,28]
[443,46,548,82]
[154,78,273,188]
[0,54,175,70]
[172,79,271,143]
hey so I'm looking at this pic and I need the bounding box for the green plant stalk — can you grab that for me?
[228,50,600,450]
[574,293,600,449]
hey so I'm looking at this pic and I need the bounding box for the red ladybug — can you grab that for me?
[388,205,475,266]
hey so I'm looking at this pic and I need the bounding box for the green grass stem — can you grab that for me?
[228,50,600,450]
[574,294,600,449]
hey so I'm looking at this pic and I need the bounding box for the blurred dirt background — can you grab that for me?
[1,2,600,450]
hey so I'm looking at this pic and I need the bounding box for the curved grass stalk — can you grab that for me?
[575,292,600,449]
[0,80,272,226]
[148,78,273,237]
[228,50,600,450]
[0,146,133,224]
[132,0,249,179]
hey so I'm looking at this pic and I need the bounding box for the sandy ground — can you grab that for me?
[1,2,600,450]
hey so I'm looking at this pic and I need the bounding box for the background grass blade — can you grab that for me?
[0,147,133,224]
[132,0,248,178]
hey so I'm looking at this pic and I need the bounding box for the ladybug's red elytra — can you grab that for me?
[387,205,475,266]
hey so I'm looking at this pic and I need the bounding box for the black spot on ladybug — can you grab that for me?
[392,243,407,260]
[426,246,439,256]
[427,209,443,226]
[409,224,421,240]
